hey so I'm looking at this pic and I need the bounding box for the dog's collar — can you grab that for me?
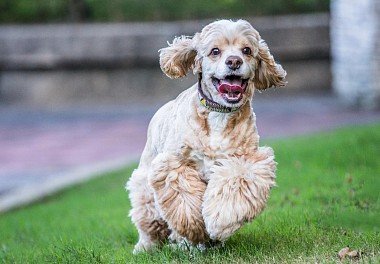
[197,75,241,113]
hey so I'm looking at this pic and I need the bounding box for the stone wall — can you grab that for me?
[331,0,380,108]
[0,14,330,106]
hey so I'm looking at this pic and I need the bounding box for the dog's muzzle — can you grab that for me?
[212,75,249,103]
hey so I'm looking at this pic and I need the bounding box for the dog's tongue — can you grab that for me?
[218,80,244,96]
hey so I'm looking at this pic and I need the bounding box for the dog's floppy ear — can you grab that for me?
[254,39,287,90]
[159,35,197,79]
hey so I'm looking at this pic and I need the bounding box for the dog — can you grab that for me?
[126,19,286,253]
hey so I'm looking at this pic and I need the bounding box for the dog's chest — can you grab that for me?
[193,112,233,180]
[207,112,230,149]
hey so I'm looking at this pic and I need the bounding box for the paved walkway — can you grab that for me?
[0,95,379,212]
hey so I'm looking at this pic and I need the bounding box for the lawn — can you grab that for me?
[0,124,379,263]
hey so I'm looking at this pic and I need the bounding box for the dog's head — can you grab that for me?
[159,19,287,108]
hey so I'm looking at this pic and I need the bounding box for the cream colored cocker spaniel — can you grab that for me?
[126,19,287,253]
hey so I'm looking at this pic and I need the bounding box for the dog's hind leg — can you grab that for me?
[127,168,170,254]
[149,152,209,245]
[202,147,277,241]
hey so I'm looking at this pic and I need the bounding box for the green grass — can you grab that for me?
[1,124,379,263]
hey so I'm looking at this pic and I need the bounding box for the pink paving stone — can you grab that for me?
[0,119,148,170]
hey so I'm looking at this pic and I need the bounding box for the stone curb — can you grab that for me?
[0,156,138,213]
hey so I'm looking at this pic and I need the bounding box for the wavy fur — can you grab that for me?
[127,19,286,253]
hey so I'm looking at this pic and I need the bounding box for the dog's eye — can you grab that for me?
[210,48,221,56]
[242,47,252,55]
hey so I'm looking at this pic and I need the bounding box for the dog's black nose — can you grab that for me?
[225,56,243,70]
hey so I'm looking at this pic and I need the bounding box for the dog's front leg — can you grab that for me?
[202,147,276,241]
[149,152,208,244]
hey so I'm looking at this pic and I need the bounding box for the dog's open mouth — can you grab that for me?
[212,75,249,103]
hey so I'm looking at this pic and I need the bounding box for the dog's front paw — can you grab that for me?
[133,238,158,254]
[202,148,276,241]
[149,152,208,244]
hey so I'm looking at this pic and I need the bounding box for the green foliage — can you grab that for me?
[0,0,67,23]
[0,124,379,263]
[0,0,330,23]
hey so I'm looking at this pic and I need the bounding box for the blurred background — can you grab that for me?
[0,0,379,212]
